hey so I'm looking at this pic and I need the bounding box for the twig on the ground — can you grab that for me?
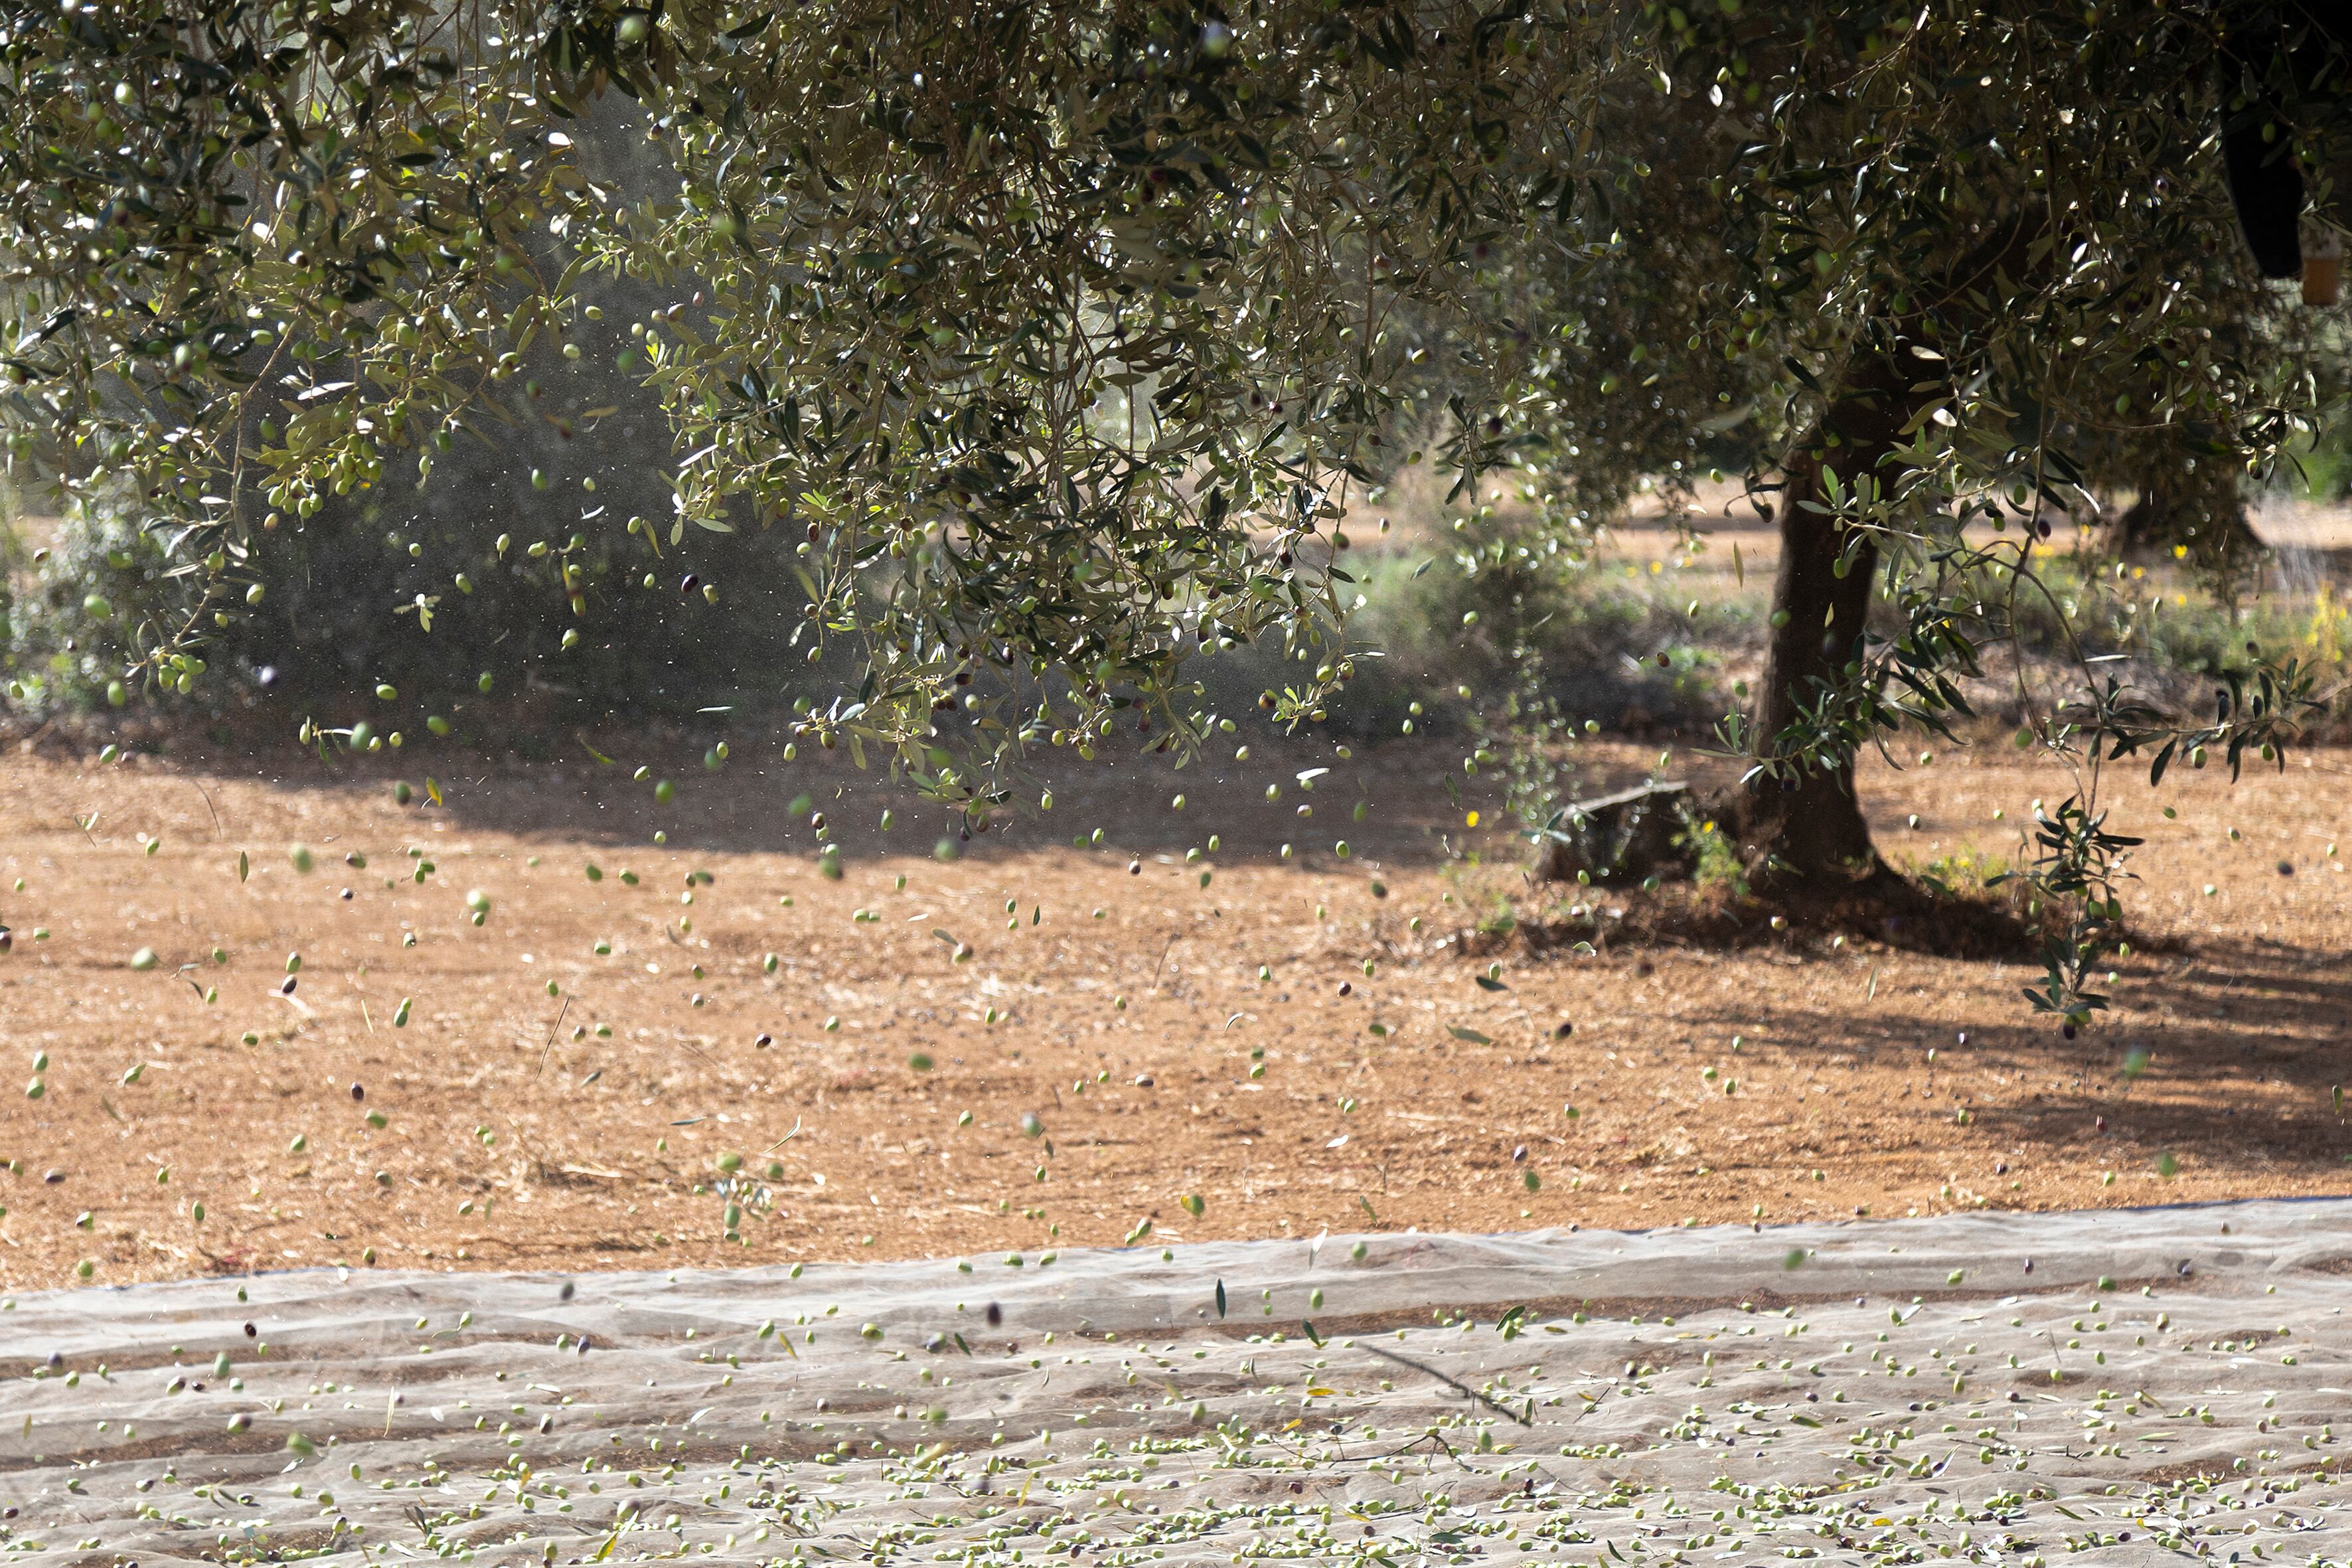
[1352,1429,1474,1468]
[192,780,224,837]
[535,996,572,1075]
[1360,1343,1531,1425]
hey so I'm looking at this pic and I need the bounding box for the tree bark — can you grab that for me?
[1733,345,1918,890]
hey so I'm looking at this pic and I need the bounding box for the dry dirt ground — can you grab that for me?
[0,731,2348,1295]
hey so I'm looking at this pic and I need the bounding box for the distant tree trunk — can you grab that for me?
[1732,345,1913,890]
[2112,467,2262,568]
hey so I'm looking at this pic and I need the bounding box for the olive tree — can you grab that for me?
[1500,2,2344,1020]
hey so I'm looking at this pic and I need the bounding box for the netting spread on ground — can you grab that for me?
[6,1199,2351,1568]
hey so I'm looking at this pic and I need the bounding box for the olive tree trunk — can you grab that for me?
[1733,345,1916,890]
[1733,215,2048,893]
[2113,468,2262,564]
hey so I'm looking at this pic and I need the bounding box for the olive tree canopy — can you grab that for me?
[1,0,1608,769]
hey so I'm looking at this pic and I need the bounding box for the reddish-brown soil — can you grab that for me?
[1,731,2347,1294]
